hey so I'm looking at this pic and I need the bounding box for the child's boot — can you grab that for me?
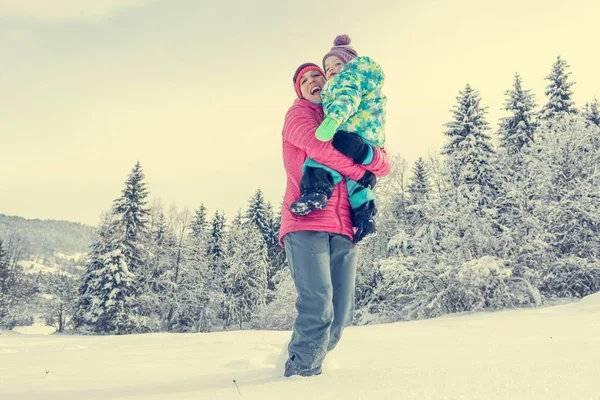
[290,192,328,216]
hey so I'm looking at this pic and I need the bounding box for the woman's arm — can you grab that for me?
[366,147,391,177]
[283,104,368,182]
[331,131,391,178]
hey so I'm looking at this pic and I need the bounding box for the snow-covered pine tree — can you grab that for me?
[76,212,135,334]
[243,191,285,294]
[134,208,177,332]
[498,73,538,155]
[406,157,431,230]
[408,157,431,205]
[494,73,540,268]
[354,156,416,317]
[540,56,577,120]
[207,209,227,279]
[148,211,177,280]
[442,84,497,208]
[113,162,150,276]
[263,202,286,292]
[582,98,600,127]
[528,115,600,257]
[408,154,449,263]
[221,223,268,330]
[167,215,219,333]
[244,188,270,243]
[190,204,210,240]
[440,85,501,264]
[523,114,600,297]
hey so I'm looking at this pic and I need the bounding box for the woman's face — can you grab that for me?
[299,70,326,103]
[324,56,344,80]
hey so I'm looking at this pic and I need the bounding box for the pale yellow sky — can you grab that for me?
[1,0,598,225]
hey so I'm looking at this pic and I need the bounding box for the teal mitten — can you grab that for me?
[315,117,339,142]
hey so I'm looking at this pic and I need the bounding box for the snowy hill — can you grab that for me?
[0,213,94,257]
[0,213,93,275]
[2,293,599,400]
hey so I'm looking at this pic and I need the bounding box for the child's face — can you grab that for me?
[299,70,326,103]
[324,56,344,80]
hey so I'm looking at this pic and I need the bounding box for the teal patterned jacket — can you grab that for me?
[320,56,387,148]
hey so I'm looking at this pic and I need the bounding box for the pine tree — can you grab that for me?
[495,74,539,261]
[439,85,501,265]
[540,56,576,120]
[264,203,286,292]
[442,84,497,207]
[113,162,150,275]
[499,73,538,154]
[245,188,270,244]
[528,115,600,258]
[408,157,431,205]
[583,98,600,127]
[167,224,218,333]
[207,210,227,281]
[243,190,283,296]
[208,210,226,259]
[77,213,135,334]
[222,223,268,329]
[190,204,209,240]
[522,114,600,297]
[148,211,177,280]
[406,157,432,236]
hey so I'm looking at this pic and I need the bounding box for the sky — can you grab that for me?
[2,292,599,399]
[1,0,599,226]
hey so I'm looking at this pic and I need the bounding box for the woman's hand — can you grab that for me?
[332,130,370,164]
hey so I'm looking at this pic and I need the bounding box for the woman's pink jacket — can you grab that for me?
[279,98,391,246]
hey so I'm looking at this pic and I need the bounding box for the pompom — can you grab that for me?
[333,34,351,46]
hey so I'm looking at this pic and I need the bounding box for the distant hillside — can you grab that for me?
[0,213,95,257]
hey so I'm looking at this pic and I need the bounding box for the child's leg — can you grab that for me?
[291,159,343,216]
[346,178,377,243]
[300,167,335,198]
[346,179,376,211]
[352,200,377,243]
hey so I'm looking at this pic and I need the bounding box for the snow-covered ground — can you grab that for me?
[2,294,599,400]
[18,252,85,277]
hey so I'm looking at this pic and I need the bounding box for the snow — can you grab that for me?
[2,293,599,400]
[18,251,85,277]
[11,321,56,336]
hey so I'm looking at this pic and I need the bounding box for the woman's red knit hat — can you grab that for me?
[293,63,325,98]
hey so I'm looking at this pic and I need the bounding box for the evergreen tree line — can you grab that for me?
[71,162,285,334]
[2,56,600,333]
[349,56,600,324]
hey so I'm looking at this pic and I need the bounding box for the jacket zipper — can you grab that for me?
[336,184,343,234]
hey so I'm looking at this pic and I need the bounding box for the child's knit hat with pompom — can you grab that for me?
[322,34,358,70]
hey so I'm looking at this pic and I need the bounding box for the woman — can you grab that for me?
[280,62,391,377]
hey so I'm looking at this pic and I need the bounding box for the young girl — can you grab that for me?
[290,34,387,243]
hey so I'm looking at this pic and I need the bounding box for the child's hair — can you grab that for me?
[322,34,358,70]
